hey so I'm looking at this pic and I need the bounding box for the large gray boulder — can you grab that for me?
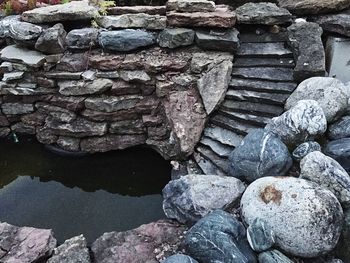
[184,210,257,263]
[266,100,327,146]
[328,115,350,139]
[9,21,42,46]
[241,176,344,258]
[35,23,66,54]
[228,129,292,182]
[285,77,348,122]
[278,0,350,15]
[300,151,350,206]
[162,174,246,224]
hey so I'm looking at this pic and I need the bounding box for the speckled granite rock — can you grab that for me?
[292,141,321,161]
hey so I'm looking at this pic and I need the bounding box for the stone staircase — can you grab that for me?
[186,31,298,176]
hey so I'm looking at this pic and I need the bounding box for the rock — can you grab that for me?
[258,250,293,263]
[158,28,195,49]
[167,6,236,28]
[247,218,275,252]
[2,103,34,115]
[109,119,145,134]
[278,0,350,15]
[198,59,232,114]
[0,127,10,137]
[119,70,151,83]
[287,22,325,82]
[47,235,90,263]
[328,115,350,139]
[300,151,350,207]
[99,29,156,52]
[58,79,113,96]
[0,222,57,263]
[285,77,348,122]
[292,141,321,161]
[21,0,99,23]
[195,28,240,52]
[35,23,66,54]
[97,14,166,30]
[240,176,344,257]
[235,2,292,25]
[66,28,99,50]
[336,208,350,260]
[162,254,199,263]
[108,5,166,15]
[184,210,256,263]
[3,71,24,82]
[0,15,20,38]
[266,100,327,146]
[190,51,233,73]
[57,53,88,72]
[324,138,350,168]
[311,10,350,37]
[166,0,215,12]
[0,45,45,68]
[56,136,81,152]
[162,174,246,224]
[85,95,142,112]
[9,21,42,46]
[228,129,292,183]
[91,219,186,263]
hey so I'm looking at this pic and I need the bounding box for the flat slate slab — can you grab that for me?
[196,145,230,173]
[231,67,295,82]
[0,45,45,68]
[229,78,297,93]
[211,113,258,135]
[239,32,288,43]
[194,152,227,176]
[236,42,293,57]
[203,125,244,148]
[200,136,234,157]
[233,57,295,68]
[221,100,284,117]
[311,10,350,37]
[218,109,270,127]
[226,89,290,105]
[97,14,166,30]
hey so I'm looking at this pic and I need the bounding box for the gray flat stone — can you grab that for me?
[226,89,289,105]
[196,145,230,173]
[203,125,244,148]
[195,28,240,52]
[97,14,166,30]
[158,28,195,48]
[66,28,99,50]
[236,42,293,57]
[229,78,296,94]
[231,67,294,82]
[233,57,295,68]
[278,0,350,15]
[311,10,350,37]
[211,113,258,135]
[221,100,284,117]
[0,45,45,68]
[2,71,24,82]
[218,109,270,127]
[200,136,234,157]
[239,31,288,43]
[193,152,227,176]
[166,0,215,12]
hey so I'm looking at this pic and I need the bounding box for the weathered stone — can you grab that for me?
[58,79,113,96]
[158,28,195,49]
[167,6,236,28]
[110,119,145,134]
[292,141,321,161]
[228,129,292,182]
[57,53,88,72]
[324,138,350,169]
[328,115,350,139]
[66,28,99,50]
[195,28,239,52]
[2,71,24,82]
[99,30,156,52]
[0,15,20,38]
[37,77,56,88]
[300,151,350,207]
[278,0,350,15]
[47,235,90,263]
[2,103,34,115]
[107,5,166,15]
[198,59,232,114]
[167,0,215,12]
[119,70,151,83]
[266,100,327,146]
[21,0,99,23]
[35,23,66,54]
[97,14,166,30]
[0,45,45,68]
[91,219,186,263]
[258,250,293,263]
[287,22,325,82]
[185,210,256,263]
[50,96,85,112]
[247,218,275,252]
[311,10,350,37]
[231,67,294,82]
[0,222,57,263]
[9,21,42,46]
[236,2,292,25]
[241,176,343,257]
[11,122,36,134]
[163,174,246,224]
[36,127,58,144]
[56,136,81,152]
[336,208,350,260]
[285,77,348,122]
[44,72,82,80]
[85,95,142,113]
[163,254,199,263]
[190,51,232,73]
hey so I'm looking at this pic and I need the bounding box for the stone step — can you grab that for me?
[199,136,234,158]
[239,32,288,43]
[203,125,244,148]
[211,113,258,135]
[221,99,284,117]
[226,89,289,105]
[229,78,297,94]
[231,67,295,82]
[193,152,227,176]
[218,109,270,127]
[236,42,293,58]
[233,57,295,68]
[196,145,230,174]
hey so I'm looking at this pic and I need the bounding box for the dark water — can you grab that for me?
[0,136,171,244]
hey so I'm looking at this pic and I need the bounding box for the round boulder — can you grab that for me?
[228,129,292,183]
[241,176,343,258]
[285,77,348,122]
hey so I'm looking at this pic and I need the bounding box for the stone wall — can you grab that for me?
[0,0,237,160]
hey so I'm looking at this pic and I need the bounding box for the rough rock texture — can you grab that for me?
[166,0,215,12]
[162,254,199,263]
[228,129,292,182]
[241,177,344,257]
[336,208,350,260]
[9,21,42,46]
[236,2,292,25]
[21,0,99,23]
[66,28,99,50]
[328,115,350,139]
[285,77,348,122]
[158,28,195,49]
[0,222,57,263]
[324,138,350,169]
[258,250,293,263]
[266,100,327,146]
[97,14,166,30]
[278,0,350,15]
[91,219,187,263]
[292,141,321,161]
[311,10,350,37]
[247,218,275,252]
[58,79,113,96]
[195,28,240,52]
[0,45,45,68]
[162,174,246,224]
[107,5,166,15]
[197,59,232,114]
[35,23,67,54]
[184,210,257,263]
[287,22,325,82]
[300,151,350,207]
[47,235,90,263]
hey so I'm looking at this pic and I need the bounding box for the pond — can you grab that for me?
[0,136,171,244]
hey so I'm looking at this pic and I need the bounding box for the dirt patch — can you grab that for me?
[260,185,282,205]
